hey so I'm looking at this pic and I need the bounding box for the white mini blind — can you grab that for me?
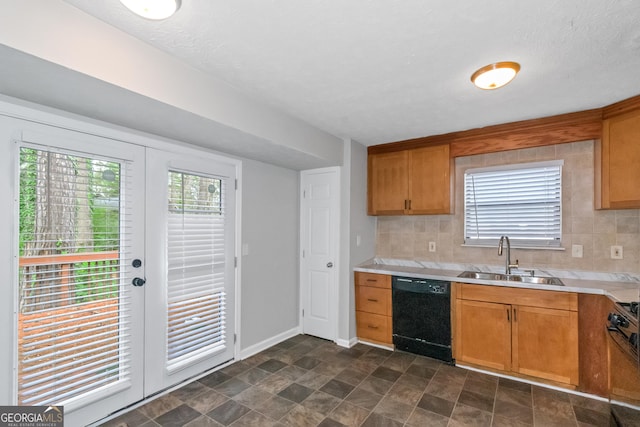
[166,171,227,367]
[464,160,563,248]
[17,147,133,406]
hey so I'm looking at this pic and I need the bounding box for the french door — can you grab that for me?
[144,148,236,394]
[14,128,146,427]
[11,121,236,425]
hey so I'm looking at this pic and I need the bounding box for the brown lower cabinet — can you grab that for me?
[455,282,579,386]
[355,272,392,346]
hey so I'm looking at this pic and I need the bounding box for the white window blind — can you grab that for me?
[17,147,133,406]
[464,160,563,248]
[166,171,227,368]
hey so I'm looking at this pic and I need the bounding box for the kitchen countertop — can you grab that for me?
[355,261,640,303]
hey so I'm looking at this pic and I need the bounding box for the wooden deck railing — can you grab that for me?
[17,251,123,405]
[19,251,120,310]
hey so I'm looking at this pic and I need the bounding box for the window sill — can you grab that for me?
[461,244,566,251]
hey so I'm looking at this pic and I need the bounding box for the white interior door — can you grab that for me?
[12,124,145,427]
[300,167,340,341]
[144,148,236,394]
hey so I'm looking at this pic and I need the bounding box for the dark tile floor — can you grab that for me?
[100,335,639,427]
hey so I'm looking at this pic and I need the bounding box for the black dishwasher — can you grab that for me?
[392,276,453,363]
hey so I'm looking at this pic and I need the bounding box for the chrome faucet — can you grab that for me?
[498,235,519,275]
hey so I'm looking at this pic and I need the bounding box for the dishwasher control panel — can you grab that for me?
[427,283,448,294]
[392,276,450,295]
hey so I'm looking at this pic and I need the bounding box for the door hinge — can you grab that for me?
[302,309,304,317]
[235,179,238,190]
[303,190,306,198]
[234,256,237,267]
[234,333,237,344]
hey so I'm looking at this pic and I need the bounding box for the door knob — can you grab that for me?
[132,277,146,287]
[132,259,142,268]
[326,262,333,268]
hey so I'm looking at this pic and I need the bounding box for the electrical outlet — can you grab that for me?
[611,245,623,260]
[571,244,583,258]
[428,241,436,252]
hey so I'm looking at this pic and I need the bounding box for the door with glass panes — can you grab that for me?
[13,122,236,426]
[14,127,146,427]
[144,148,236,394]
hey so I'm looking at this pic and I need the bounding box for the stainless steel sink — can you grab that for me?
[515,275,564,286]
[458,271,510,281]
[458,271,564,286]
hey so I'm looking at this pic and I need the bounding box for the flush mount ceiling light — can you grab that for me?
[470,62,521,90]
[119,0,181,20]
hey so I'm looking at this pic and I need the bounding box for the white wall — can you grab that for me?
[338,139,376,344]
[240,159,300,351]
[0,1,343,168]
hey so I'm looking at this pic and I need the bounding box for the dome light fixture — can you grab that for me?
[470,61,521,90]
[119,0,181,20]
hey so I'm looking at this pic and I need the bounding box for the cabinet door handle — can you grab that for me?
[367,298,379,302]
[366,279,377,282]
[514,308,517,322]
[404,199,408,210]
[507,309,510,322]
[408,199,412,210]
[367,325,379,329]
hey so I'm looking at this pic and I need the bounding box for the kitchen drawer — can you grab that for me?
[356,311,391,344]
[458,283,578,311]
[356,285,391,316]
[356,272,391,289]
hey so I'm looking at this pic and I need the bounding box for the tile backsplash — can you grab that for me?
[375,140,640,274]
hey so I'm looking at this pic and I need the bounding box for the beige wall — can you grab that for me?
[376,140,640,274]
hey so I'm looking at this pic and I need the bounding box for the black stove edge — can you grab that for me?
[610,403,640,427]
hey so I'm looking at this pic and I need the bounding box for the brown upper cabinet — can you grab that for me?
[596,105,640,209]
[367,144,453,215]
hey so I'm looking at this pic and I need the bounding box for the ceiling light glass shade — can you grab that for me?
[119,0,181,20]
[470,62,521,90]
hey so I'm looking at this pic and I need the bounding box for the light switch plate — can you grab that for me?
[428,241,436,252]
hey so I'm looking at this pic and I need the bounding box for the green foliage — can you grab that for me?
[18,148,37,255]
[72,260,119,303]
[18,148,123,306]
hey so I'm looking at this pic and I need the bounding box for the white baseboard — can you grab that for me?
[239,326,301,360]
[336,337,358,348]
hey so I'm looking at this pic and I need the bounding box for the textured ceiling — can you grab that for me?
[63,0,640,146]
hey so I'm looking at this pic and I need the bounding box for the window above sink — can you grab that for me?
[463,160,563,249]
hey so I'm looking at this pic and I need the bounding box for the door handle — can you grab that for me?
[326,262,333,268]
[132,277,146,287]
